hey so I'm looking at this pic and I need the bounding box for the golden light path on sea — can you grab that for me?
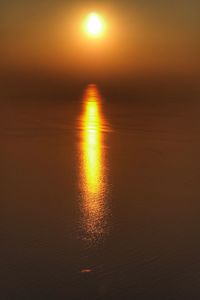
[78,84,110,244]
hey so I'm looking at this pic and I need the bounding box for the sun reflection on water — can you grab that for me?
[79,84,109,244]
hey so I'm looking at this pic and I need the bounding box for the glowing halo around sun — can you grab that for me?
[85,12,105,38]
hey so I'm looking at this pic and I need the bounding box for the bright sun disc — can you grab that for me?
[86,13,104,37]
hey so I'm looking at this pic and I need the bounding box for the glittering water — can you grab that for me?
[78,85,111,245]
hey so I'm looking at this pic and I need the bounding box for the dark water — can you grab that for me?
[1,84,200,299]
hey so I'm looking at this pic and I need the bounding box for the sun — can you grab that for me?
[86,13,104,38]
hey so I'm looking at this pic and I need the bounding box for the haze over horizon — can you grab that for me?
[1,0,200,82]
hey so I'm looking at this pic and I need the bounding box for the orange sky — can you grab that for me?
[0,0,200,79]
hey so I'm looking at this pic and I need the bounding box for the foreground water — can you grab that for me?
[1,84,200,299]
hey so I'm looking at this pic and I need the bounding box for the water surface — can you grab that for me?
[1,84,200,299]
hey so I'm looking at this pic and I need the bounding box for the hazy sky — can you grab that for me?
[0,0,199,80]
